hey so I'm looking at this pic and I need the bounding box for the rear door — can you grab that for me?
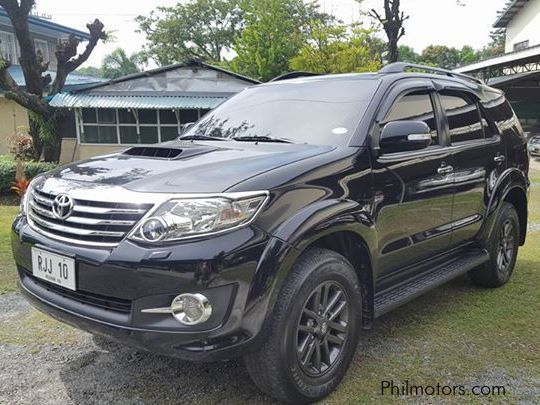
[436,86,507,247]
[371,80,455,279]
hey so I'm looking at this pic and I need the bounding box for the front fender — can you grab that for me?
[240,199,377,337]
[478,167,529,244]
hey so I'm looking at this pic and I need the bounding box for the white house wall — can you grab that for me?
[505,0,540,52]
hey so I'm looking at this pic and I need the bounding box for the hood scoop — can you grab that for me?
[122,144,221,160]
[123,147,183,159]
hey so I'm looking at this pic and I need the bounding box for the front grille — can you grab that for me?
[24,271,132,314]
[27,188,153,246]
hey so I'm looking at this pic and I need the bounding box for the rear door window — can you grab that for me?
[440,92,484,143]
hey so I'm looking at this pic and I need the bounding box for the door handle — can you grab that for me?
[437,164,454,175]
[494,155,506,163]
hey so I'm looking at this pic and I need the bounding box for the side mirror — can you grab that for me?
[379,121,432,153]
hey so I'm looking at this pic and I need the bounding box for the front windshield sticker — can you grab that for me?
[332,127,348,135]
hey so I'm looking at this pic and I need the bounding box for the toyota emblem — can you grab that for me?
[52,194,74,219]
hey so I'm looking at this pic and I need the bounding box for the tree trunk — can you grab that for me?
[29,116,43,160]
[43,117,62,162]
[387,32,399,63]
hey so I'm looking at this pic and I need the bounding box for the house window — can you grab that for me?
[0,31,17,63]
[34,38,50,61]
[77,108,206,145]
[513,40,529,52]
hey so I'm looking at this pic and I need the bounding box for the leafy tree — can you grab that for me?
[476,28,506,60]
[289,22,381,74]
[420,45,461,69]
[417,45,481,69]
[0,0,106,161]
[100,48,143,79]
[459,45,478,65]
[75,66,102,78]
[232,0,331,81]
[397,45,419,63]
[368,0,409,63]
[136,0,241,65]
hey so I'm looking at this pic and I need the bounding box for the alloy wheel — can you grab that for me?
[296,281,350,377]
[496,219,515,276]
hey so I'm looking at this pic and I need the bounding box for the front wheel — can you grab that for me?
[469,202,520,288]
[244,248,362,403]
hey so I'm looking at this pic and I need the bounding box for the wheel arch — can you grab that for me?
[306,231,375,328]
[479,168,529,246]
[503,186,528,245]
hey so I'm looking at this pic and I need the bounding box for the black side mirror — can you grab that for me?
[379,121,432,154]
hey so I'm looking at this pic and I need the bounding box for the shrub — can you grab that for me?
[0,156,57,195]
[9,133,35,161]
[11,178,30,197]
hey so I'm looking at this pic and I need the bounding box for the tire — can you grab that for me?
[244,248,362,404]
[469,202,520,288]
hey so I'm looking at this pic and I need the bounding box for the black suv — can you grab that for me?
[12,63,529,403]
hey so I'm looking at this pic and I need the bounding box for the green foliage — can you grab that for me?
[75,48,144,79]
[100,48,143,79]
[476,28,506,60]
[289,22,381,74]
[397,45,419,63]
[136,0,242,65]
[419,45,462,69]
[397,44,484,69]
[0,156,56,195]
[29,111,57,149]
[232,0,330,81]
[75,66,103,78]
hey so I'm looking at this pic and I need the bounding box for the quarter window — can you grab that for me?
[382,92,439,145]
[440,92,484,143]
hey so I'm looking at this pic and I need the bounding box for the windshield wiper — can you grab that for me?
[179,134,226,141]
[232,135,293,144]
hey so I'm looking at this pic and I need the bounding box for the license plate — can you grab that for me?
[31,247,76,291]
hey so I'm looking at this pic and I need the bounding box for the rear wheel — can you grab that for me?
[469,202,520,288]
[244,248,362,403]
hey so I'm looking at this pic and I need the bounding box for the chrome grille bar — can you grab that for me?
[27,186,153,247]
[30,215,126,238]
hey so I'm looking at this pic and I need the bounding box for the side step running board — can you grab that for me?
[374,249,489,318]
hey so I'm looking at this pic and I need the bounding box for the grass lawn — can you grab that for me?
[0,172,538,402]
[0,204,19,294]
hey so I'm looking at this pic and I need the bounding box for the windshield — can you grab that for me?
[182,78,380,146]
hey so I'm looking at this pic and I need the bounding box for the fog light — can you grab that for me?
[140,217,167,241]
[171,293,212,325]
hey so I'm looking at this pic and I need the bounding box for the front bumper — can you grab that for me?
[12,215,277,361]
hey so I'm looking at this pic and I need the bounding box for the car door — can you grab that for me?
[436,86,507,247]
[371,81,455,280]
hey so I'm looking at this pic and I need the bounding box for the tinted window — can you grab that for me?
[184,79,380,146]
[383,92,439,145]
[440,92,484,143]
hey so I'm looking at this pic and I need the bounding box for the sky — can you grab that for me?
[32,0,509,68]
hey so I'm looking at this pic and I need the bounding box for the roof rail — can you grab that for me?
[379,62,484,85]
[270,71,321,82]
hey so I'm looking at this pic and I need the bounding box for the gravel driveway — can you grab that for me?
[0,294,274,405]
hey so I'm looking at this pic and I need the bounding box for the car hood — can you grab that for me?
[50,141,335,193]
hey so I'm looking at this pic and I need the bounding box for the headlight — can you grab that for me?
[130,192,268,242]
[20,177,38,216]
